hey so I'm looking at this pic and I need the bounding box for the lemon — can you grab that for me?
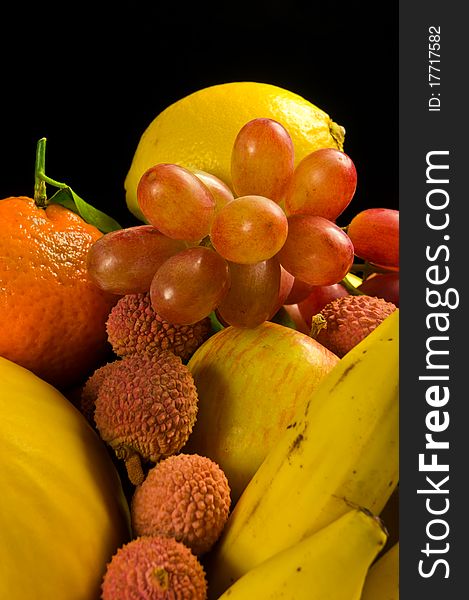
[124,81,345,221]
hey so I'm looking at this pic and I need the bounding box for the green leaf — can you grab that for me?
[70,188,122,233]
[49,186,121,233]
[48,188,77,211]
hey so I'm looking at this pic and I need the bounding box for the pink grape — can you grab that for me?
[137,163,216,242]
[210,195,288,264]
[193,170,235,211]
[231,118,295,203]
[217,258,281,328]
[285,148,357,220]
[275,268,315,311]
[86,225,186,295]
[347,208,399,269]
[277,214,354,286]
[278,304,311,335]
[358,272,400,306]
[275,267,295,310]
[283,275,315,305]
[297,283,350,327]
[150,247,230,325]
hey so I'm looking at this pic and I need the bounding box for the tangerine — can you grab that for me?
[0,196,117,390]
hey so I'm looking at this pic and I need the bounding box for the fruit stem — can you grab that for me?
[209,311,225,333]
[349,261,396,278]
[310,314,327,339]
[340,275,366,296]
[199,235,215,250]
[330,120,346,151]
[34,137,69,208]
[124,452,145,486]
[33,138,48,207]
[342,499,390,537]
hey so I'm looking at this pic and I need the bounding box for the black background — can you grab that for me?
[1,3,398,228]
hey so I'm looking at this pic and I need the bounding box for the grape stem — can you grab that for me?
[209,311,225,332]
[199,235,215,250]
[340,275,366,296]
[341,261,397,295]
[349,261,396,278]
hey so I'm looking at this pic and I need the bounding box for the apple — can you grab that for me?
[184,321,339,504]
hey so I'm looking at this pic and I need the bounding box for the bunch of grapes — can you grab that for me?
[87,118,399,328]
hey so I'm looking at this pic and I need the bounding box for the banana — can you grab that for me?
[361,541,399,600]
[206,310,399,598]
[216,508,388,600]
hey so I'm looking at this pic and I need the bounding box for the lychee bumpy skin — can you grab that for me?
[311,294,397,357]
[94,352,198,485]
[131,453,231,555]
[106,292,212,362]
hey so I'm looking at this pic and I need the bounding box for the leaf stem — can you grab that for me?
[31,137,121,232]
[41,174,69,189]
[34,138,69,198]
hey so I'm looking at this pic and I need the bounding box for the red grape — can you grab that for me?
[285,148,357,220]
[347,208,399,268]
[193,170,235,211]
[278,304,311,335]
[217,258,281,328]
[283,276,315,305]
[137,163,216,242]
[297,283,350,327]
[87,225,186,295]
[277,214,354,286]
[276,266,317,306]
[210,195,288,264]
[277,267,295,305]
[231,118,294,203]
[358,272,400,306]
[150,247,230,325]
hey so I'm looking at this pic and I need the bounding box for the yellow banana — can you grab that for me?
[216,508,388,600]
[361,542,399,600]
[206,310,399,598]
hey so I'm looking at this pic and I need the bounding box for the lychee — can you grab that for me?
[131,454,231,555]
[101,535,207,600]
[79,361,120,424]
[310,294,397,357]
[106,292,212,362]
[94,352,198,485]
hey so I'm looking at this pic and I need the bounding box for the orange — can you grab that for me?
[0,196,117,390]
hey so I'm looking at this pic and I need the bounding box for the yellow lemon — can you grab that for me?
[124,81,345,221]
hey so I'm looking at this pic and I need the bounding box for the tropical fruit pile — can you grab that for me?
[88,84,399,330]
[0,82,399,599]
